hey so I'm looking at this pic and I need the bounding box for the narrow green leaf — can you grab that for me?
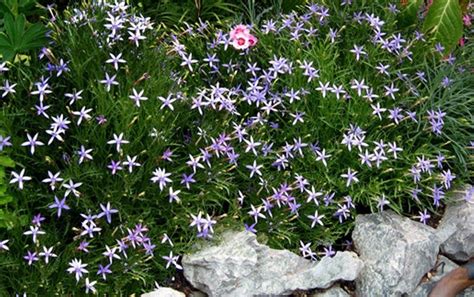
[423,0,463,52]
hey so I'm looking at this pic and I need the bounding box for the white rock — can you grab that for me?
[141,287,185,297]
[182,231,363,297]
[353,211,441,297]
[436,186,474,262]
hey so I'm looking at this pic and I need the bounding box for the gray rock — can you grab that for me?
[409,256,474,297]
[311,285,350,297]
[353,211,441,297]
[437,187,474,262]
[182,231,363,297]
[141,287,185,297]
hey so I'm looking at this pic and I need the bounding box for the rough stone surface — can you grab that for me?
[311,285,350,297]
[182,231,363,297]
[353,211,441,297]
[141,287,185,297]
[436,188,474,262]
[409,256,474,297]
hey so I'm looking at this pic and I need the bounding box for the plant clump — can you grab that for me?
[0,0,472,295]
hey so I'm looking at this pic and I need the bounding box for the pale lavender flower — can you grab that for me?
[97,263,112,280]
[180,173,196,189]
[63,179,83,197]
[341,168,359,187]
[65,90,83,105]
[32,213,46,226]
[97,202,118,224]
[180,52,198,72]
[1,80,17,98]
[168,187,181,203]
[21,133,44,155]
[39,246,57,264]
[84,278,97,294]
[377,194,390,211]
[10,169,32,190]
[349,44,366,61]
[244,222,257,233]
[23,225,45,243]
[78,241,90,253]
[350,78,369,96]
[245,160,263,178]
[103,245,120,263]
[307,211,324,228]
[106,52,126,70]
[107,133,129,152]
[150,168,172,191]
[49,196,70,217]
[24,251,39,265]
[0,239,9,251]
[77,145,93,164]
[72,106,93,125]
[100,72,119,91]
[107,160,122,175]
[80,223,102,238]
[418,209,430,225]
[0,135,12,151]
[67,258,88,282]
[432,184,445,207]
[129,88,148,107]
[440,169,456,189]
[323,245,336,257]
[162,251,182,270]
[248,204,266,223]
[158,94,177,111]
[123,155,141,173]
[315,149,331,167]
[35,101,51,119]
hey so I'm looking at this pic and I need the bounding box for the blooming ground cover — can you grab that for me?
[0,0,473,294]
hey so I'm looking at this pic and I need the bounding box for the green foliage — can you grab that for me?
[0,12,48,61]
[0,0,40,18]
[398,0,424,27]
[133,0,241,25]
[242,0,305,24]
[0,0,472,295]
[0,155,18,229]
[423,0,463,52]
[399,0,465,51]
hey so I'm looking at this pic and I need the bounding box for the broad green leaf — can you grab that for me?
[0,12,48,61]
[399,0,423,27]
[3,13,16,43]
[0,156,15,167]
[20,22,48,50]
[423,0,463,53]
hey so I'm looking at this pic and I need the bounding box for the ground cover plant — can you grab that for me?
[0,0,473,295]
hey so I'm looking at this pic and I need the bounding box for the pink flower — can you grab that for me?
[229,24,258,50]
[459,37,465,47]
[232,32,250,50]
[463,15,471,27]
[230,24,250,40]
[248,34,258,47]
